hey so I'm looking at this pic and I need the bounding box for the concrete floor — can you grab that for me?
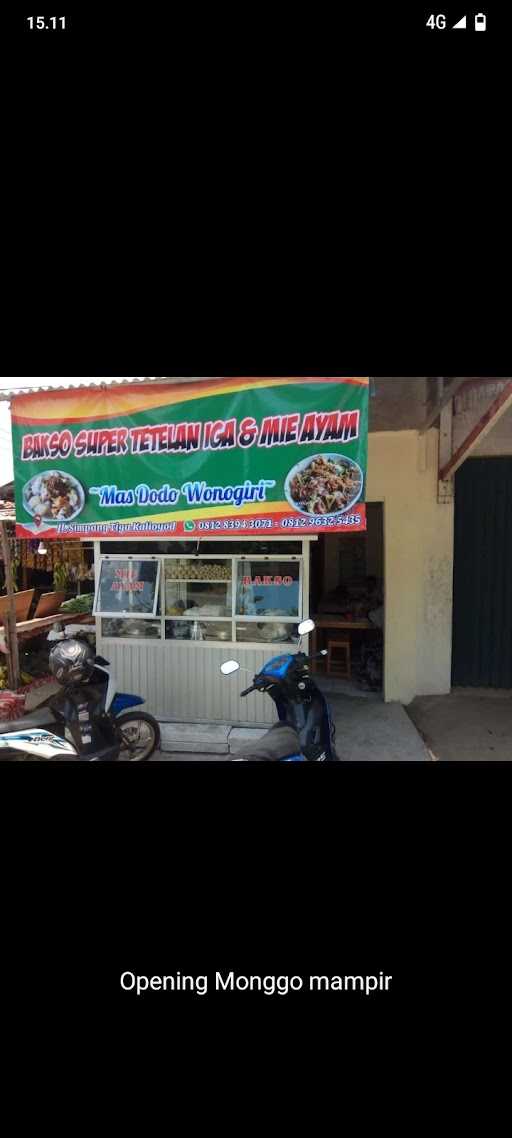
[309,674,382,700]
[16,677,429,762]
[406,689,512,761]
[329,695,428,761]
[153,695,429,761]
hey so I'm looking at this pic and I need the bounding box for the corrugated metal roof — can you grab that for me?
[0,377,201,401]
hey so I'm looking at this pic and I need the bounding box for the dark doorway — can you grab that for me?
[309,503,384,695]
[452,458,512,687]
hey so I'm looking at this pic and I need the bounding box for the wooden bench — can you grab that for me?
[33,591,67,619]
[0,589,35,625]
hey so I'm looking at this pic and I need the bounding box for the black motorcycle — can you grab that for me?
[1,629,160,761]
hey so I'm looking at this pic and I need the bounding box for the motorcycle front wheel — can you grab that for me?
[115,712,160,761]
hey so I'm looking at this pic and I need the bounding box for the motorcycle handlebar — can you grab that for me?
[240,651,327,697]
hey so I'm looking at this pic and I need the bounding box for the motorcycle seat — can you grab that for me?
[234,722,302,762]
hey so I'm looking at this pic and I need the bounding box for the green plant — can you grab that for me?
[53,563,70,590]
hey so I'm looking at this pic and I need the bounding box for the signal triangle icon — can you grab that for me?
[453,15,467,28]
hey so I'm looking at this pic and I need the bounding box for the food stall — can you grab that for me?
[93,540,308,725]
[10,377,369,726]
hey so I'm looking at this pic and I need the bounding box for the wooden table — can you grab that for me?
[311,616,375,672]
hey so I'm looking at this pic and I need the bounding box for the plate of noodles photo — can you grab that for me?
[284,453,363,518]
[22,470,86,522]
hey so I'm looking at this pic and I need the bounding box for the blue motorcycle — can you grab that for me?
[221,620,340,761]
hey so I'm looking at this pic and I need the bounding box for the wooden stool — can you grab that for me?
[327,639,351,679]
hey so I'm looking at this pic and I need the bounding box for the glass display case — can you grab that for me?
[95,557,160,616]
[235,561,300,618]
[164,559,232,619]
[165,619,233,643]
[165,558,232,582]
[235,621,300,645]
[101,618,162,639]
[164,558,232,641]
[97,554,303,645]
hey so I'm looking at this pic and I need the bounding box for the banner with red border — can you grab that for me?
[12,378,369,539]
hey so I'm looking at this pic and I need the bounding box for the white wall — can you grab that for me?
[367,430,454,704]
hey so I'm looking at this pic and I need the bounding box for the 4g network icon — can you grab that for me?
[426,12,487,30]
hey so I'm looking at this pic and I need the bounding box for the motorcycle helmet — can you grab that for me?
[49,638,96,685]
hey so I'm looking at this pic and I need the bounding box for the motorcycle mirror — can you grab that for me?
[221,660,240,676]
[298,619,315,636]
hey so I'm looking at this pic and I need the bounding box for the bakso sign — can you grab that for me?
[11,378,369,539]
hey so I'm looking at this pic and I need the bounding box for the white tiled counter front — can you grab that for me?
[94,543,311,726]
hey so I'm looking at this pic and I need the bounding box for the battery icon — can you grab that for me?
[475,13,486,30]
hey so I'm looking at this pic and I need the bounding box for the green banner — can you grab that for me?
[12,378,369,539]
